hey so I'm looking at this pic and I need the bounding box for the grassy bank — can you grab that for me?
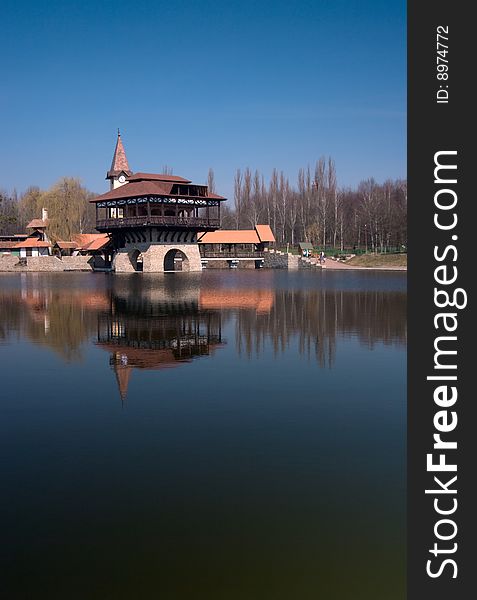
[345,253,407,268]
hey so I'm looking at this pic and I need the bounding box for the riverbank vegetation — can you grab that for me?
[345,253,408,268]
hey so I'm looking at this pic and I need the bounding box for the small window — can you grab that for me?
[109,207,124,219]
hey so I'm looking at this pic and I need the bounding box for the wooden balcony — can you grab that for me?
[96,215,220,231]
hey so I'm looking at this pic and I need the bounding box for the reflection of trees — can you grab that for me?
[235,289,406,367]
[0,277,406,372]
[0,289,103,362]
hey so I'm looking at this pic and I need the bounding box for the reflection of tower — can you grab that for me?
[111,352,132,404]
[96,288,224,402]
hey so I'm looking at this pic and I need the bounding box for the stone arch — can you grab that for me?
[164,248,190,272]
[129,248,144,272]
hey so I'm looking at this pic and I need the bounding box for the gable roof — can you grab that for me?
[26,219,49,229]
[255,224,275,243]
[72,233,111,251]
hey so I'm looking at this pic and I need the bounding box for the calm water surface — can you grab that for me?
[0,270,406,599]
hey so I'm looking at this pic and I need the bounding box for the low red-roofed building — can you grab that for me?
[198,224,276,255]
[0,235,28,256]
[14,238,51,257]
[15,208,52,257]
[53,241,78,256]
[72,233,113,268]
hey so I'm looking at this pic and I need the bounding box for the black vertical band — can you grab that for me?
[408,2,474,598]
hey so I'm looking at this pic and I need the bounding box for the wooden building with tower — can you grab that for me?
[90,132,226,272]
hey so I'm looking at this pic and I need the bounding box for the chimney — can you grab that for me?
[42,208,48,222]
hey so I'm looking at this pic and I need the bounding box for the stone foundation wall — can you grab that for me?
[0,255,94,272]
[263,250,299,269]
[114,243,203,273]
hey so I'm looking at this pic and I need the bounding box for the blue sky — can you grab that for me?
[1,0,406,199]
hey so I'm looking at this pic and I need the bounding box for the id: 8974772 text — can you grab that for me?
[436,25,449,104]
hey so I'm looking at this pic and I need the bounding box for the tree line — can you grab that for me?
[1,160,407,251]
[0,178,96,242]
[211,158,407,251]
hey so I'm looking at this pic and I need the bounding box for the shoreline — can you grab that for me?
[323,263,407,272]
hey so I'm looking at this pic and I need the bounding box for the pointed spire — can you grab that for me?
[114,364,132,404]
[107,130,132,177]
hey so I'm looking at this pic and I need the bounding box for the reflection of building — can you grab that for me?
[97,313,224,402]
[95,275,225,401]
[0,275,407,402]
[90,132,227,273]
[199,288,274,313]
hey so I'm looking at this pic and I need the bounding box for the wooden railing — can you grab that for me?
[96,216,220,229]
[200,251,265,259]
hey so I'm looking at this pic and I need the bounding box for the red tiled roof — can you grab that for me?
[72,233,110,251]
[0,241,17,249]
[91,180,173,202]
[91,179,225,203]
[14,238,51,248]
[128,172,192,183]
[84,237,111,251]
[199,225,275,245]
[198,229,260,244]
[26,219,49,229]
[255,224,275,243]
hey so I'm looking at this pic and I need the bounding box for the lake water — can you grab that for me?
[0,270,406,599]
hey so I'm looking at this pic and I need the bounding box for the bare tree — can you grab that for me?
[207,168,216,194]
[233,169,242,229]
